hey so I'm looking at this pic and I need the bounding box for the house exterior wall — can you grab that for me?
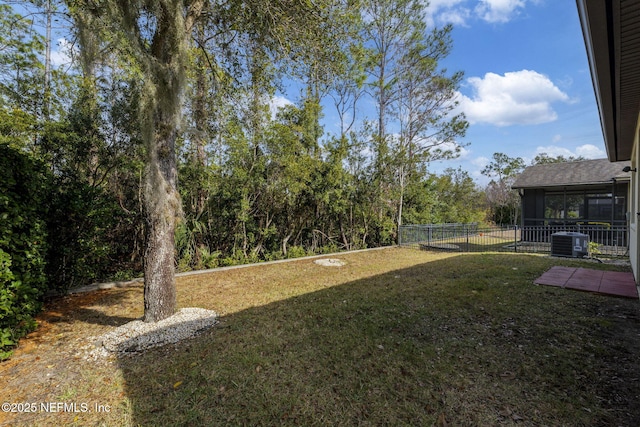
[630,117,640,284]
[575,0,640,290]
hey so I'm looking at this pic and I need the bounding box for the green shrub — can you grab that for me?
[198,246,221,270]
[286,246,309,259]
[0,144,48,360]
[319,244,339,254]
[588,241,602,258]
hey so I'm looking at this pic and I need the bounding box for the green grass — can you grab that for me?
[2,248,640,426]
[127,251,639,426]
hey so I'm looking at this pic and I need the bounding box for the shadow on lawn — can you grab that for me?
[71,308,139,327]
[40,288,140,328]
[116,254,640,426]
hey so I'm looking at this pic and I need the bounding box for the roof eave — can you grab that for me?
[512,178,629,191]
[577,0,640,162]
[577,0,620,161]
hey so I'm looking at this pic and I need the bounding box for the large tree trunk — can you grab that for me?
[143,115,180,322]
[140,0,204,322]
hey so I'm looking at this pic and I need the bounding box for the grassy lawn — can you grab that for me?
[1,248,639,426]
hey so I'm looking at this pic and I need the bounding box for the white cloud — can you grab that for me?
[50,38,74,67]
[269,96,293,117]
[457,144,471,159]
[429,0,467,9]
[426,0,471,27]
[438,9,472,26]
[575,144,606,158]
[472,156,490,168]
[456,70,570,127]
[535,144,606,159]
[475,0,526,23]
[427,0,540,27]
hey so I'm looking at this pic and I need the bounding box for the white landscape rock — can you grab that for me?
[90,307,218,357]
[314,258,346,267]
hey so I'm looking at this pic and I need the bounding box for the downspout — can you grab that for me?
[612,178,616,249]
[518,188,525,249]
[563,187,567,228]
[612,178,616,226]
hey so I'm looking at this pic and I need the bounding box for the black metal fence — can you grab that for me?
[398,223,628,257]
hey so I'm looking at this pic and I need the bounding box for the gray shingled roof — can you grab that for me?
[511,159,631,189]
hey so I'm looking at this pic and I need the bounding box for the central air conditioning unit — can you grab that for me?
[550,232,589,258]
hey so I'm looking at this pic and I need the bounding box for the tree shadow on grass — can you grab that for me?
[69,308,139,327]
[116,254,640,426]
[39,287,141,328]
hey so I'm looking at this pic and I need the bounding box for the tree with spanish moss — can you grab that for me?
[67,0,353,322]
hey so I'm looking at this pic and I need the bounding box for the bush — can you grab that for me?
[286,246,309,259]
[0,144,49,360]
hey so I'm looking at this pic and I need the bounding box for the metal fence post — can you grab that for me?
[466,226,469,252]
[514,225,518,253]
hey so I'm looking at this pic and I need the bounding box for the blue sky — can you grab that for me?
[426,0,605,183]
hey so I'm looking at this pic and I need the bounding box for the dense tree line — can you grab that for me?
[0,0,492,349]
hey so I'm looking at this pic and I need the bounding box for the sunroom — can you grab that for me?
[512,159,630,245]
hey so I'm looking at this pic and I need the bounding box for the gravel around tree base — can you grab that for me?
[91,307,218,357]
